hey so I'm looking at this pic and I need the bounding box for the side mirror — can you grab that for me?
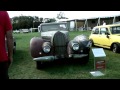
[105,32,110,38]
[106,35,109,38]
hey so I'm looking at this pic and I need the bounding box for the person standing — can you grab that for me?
[103,21,106,25]
[0,11,13,79]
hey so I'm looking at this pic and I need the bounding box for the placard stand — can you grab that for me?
[90,48,106,77]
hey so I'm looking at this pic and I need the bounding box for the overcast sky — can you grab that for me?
[7,11,120,19]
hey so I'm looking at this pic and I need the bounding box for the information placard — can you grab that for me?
[92,48,106,57]
[90,48,106,76]
[95,60,106,69]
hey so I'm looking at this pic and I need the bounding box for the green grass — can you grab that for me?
[9,31,120,79]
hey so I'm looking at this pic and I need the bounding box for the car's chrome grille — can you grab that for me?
[53,31,67,56]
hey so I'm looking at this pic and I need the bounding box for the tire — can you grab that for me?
[13,45,16,54]
[36,61,44,69]
[80,54,89,65]
[112,43,120,53]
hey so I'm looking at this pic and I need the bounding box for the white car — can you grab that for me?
[13,30,20,34]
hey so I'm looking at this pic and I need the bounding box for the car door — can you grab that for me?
[99,27,111,48]
[91,27,100,45]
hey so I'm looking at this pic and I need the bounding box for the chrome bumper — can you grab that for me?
[69,54,88,58]
[33,54,88,61]
[33,56,55,62]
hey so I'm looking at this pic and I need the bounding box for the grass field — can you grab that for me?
[9,31,120,79]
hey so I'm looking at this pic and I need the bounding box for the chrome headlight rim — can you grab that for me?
[43,45,51,53]
[72,43,79,51]
[42,42,51,53]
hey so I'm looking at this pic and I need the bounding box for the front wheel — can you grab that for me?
[80,54,89,65]
[13,45,16,54]
[36,61,44,69]
[112,44,120,53]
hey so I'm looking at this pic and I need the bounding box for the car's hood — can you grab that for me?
[41,31,69,40]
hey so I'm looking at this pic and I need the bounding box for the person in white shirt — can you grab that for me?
[103,21,106,25]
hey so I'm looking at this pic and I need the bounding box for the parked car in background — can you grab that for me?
[89,24,120,53]
[21,29,30,33]
[30,22,91,69]
[13,30,20,34]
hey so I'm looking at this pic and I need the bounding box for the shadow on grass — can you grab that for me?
[36,57,94,71]
[11,49,94,79]
[33,57,95,79]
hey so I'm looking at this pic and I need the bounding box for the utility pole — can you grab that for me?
[33,20,35,32]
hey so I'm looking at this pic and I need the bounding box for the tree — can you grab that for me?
[12,16,57,30]
[33,16,39,22]
[43,18,56,23]
[12,16,41,30]
[39,17,43,22]
[56,12,68,19]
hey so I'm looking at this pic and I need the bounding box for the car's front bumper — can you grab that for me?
[33,54,89,62]
[69,54,88,58]
[33,56,55,62]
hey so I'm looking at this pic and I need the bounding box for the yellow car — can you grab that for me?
[89,24,120,53]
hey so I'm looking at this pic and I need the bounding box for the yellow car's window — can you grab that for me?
[100,28,109,35]
[110,26,120,34]
[92,28,99,34]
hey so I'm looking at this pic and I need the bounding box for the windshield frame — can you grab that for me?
[41,23,68,32]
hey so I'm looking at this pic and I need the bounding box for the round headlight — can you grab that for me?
[43,45,51,53]
[42,42,51,53]
[72,43,79,51]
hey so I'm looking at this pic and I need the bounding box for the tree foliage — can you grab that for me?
[11,16,57,30]
[39,17,43,22]
[12,16,40,30]
[56,12,68,19]
[43,18,56,23]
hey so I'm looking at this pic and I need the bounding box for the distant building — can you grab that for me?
[57,15,120,31]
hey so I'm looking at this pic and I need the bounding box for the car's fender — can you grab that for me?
[30,37,44,58]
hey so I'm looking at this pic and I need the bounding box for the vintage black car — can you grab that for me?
[30,22,91,69]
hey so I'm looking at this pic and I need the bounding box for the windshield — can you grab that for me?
[41,24,67,32]
[110,26,120,34]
